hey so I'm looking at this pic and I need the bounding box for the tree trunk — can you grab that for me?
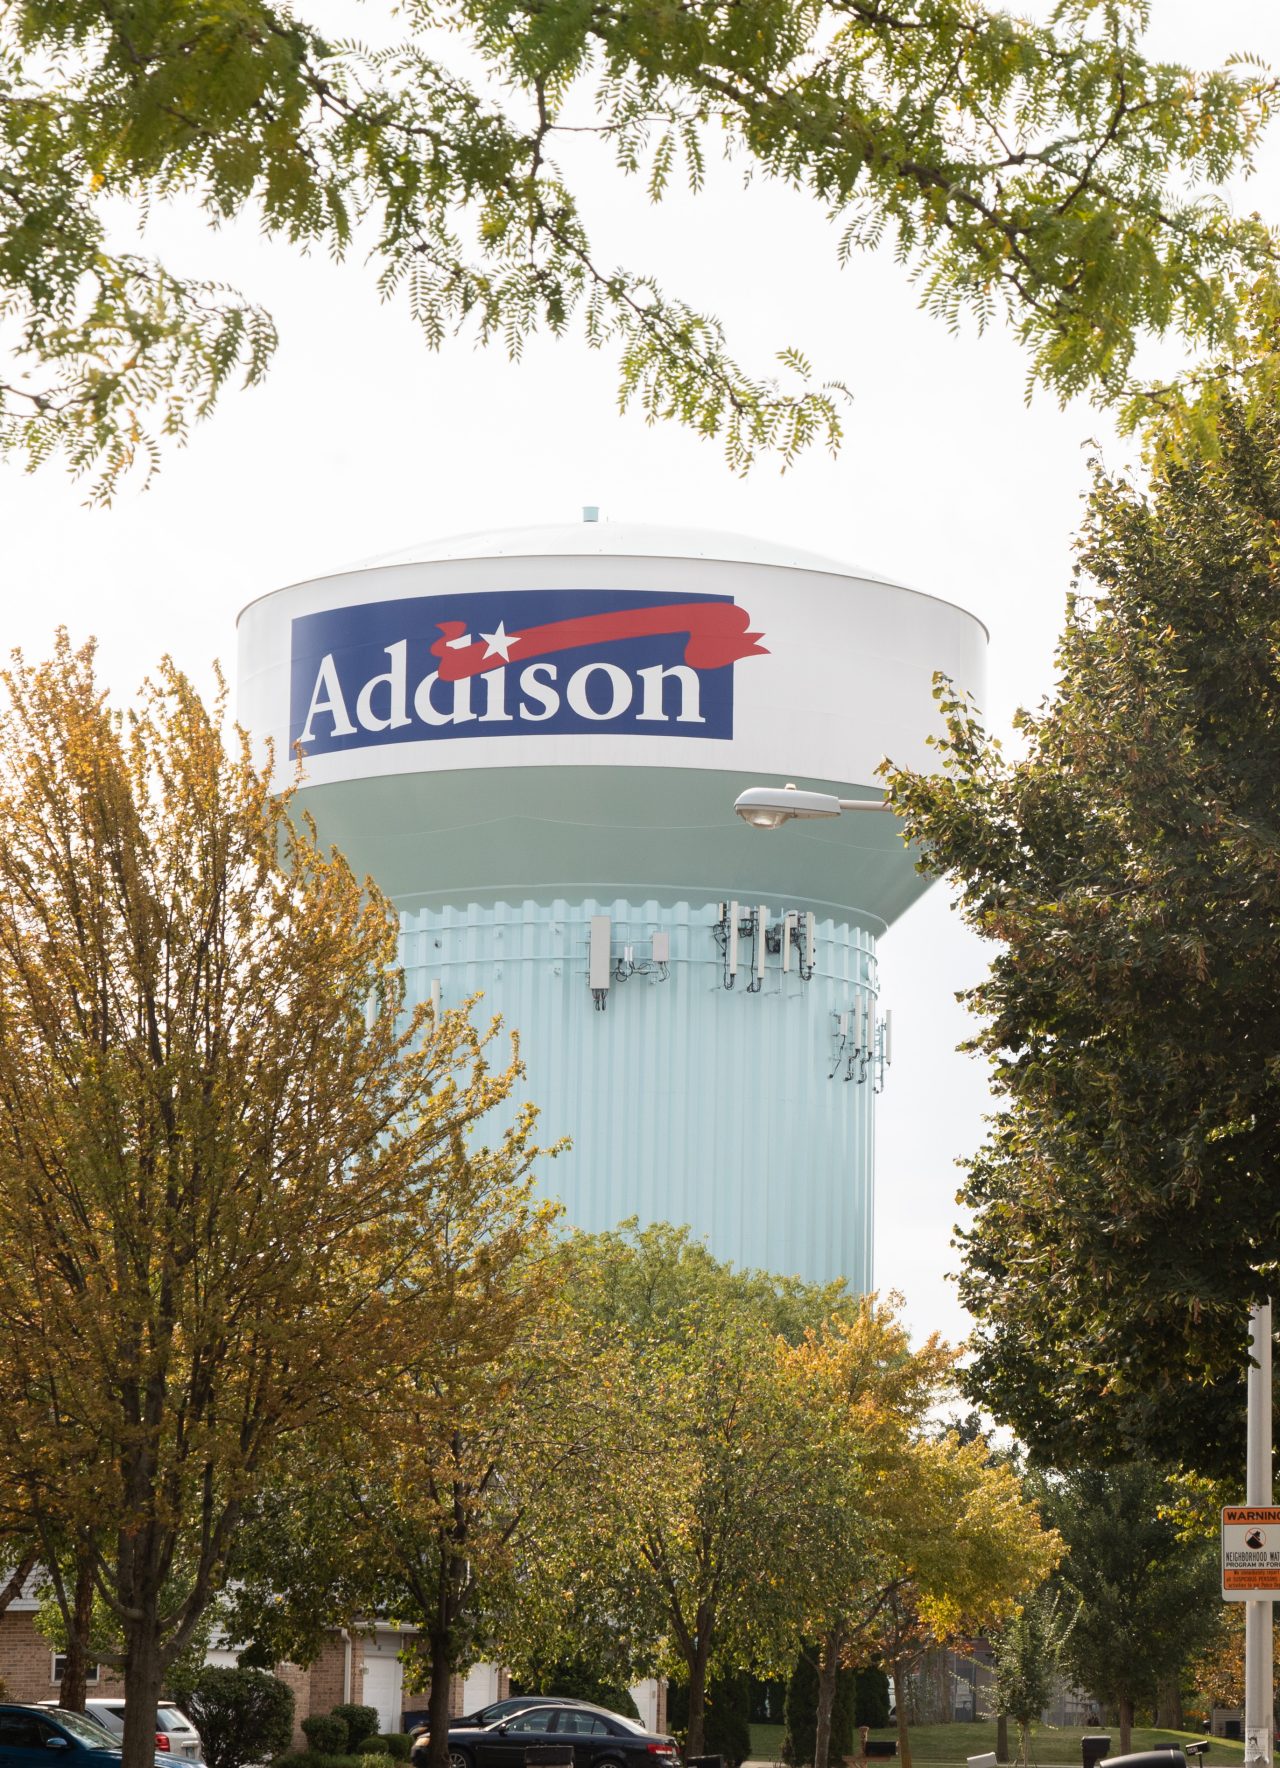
[0,1550,38,1620]
[892,1663,912,1768]
[814,1626,844,1768]
[996,1715,1010,1764]
[686,1628,711,1760]
[1155,1677,1183,1731]
[1118,1697,1134,1758]
[60,1551,96,1711]
[121,1609,166,1768]
[426,1631,454,1768]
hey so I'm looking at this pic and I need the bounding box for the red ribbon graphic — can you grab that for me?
[430,602,767,682]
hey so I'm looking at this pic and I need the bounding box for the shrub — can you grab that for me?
[333,1707,379,1751]
[370,1736,412,1760]
[853,1668,890,1730]
[172,1666,296,1768]
[358,1743,390,1757]
[781,1651,858,1768]
[302,1717,350,1755]
[666,1677,751,1768]
[704,1674,752,1768]
[275,1754,368,1768]
[510,1662,640,1722]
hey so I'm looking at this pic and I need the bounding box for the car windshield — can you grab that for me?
[157,1711,189,1731]
[607,1717,645,1736]
[49,1711,122,1749]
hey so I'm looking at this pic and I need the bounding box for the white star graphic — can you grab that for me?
[479,621,521,662]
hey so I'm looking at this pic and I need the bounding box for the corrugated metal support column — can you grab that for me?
[401,897,879,1290]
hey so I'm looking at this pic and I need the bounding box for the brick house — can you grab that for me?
[2,1578,662,1752]
[0,1604,126,1706]
[0,1574,431,1747]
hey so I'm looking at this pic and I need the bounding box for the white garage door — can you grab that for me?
[362,1653,402,1735]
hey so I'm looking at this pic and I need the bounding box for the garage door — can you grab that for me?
[362,1653,402,1734]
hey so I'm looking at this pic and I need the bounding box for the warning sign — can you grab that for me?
[1222,1508,1280,1598]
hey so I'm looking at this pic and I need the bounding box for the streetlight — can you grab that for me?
[733,782,893,830]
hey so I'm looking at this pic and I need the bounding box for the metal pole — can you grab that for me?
[1246,1300,1273,1768]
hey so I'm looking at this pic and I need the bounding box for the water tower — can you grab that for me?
[237,519,986,1288]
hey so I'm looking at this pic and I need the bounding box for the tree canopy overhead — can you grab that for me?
[887,314,1280,1473]
[1,0,1277,494]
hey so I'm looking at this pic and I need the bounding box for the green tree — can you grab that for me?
[886,314,1280,1472]
[548,1224,847,1759]
[0,636,539,1768]
[1,0,1277,495]
[1036,1466,1219,1756]
[992,1592,1073,1768]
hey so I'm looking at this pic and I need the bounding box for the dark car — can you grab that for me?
[404,1700,600,1735]
[461,1702,603,1733]
[415,1702,679,1768]
[0,1705,127,1768]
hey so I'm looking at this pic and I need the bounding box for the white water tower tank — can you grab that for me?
[237,520,987,1286]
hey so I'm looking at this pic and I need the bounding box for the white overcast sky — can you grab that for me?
[2,1,1278,1350]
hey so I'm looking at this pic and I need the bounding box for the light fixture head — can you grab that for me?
[733,783,844,829]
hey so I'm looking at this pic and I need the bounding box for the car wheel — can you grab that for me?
[448,1750,472,1768]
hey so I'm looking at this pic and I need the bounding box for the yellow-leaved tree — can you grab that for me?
[0,636,540,1768]
[871,1436,1061,1768]
[326,1135,577,1768]
[782,1299,1060,1768]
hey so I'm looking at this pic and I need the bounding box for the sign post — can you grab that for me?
[1235,1302,1275,1768]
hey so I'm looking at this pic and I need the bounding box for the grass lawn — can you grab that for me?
[746,1723,1246,1767]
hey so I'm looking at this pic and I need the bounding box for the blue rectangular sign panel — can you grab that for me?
[291,587,768,754]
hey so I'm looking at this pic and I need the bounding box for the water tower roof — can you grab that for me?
[341,519,907,587]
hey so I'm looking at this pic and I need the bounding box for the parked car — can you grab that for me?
[35,1702,202,1767]
[404,1701,602,1736]
[0,1703,129,1768]
[78,1703,203,1765]
[411,1701,679,1768]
